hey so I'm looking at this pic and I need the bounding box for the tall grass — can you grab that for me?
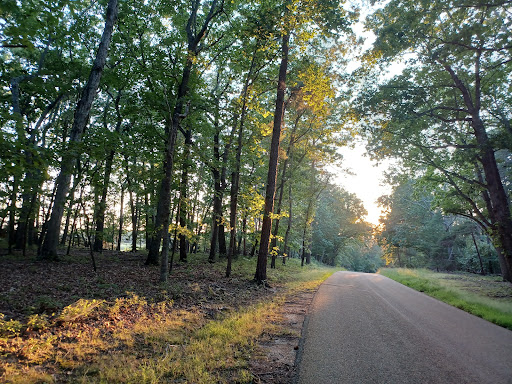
[380,268,512,330]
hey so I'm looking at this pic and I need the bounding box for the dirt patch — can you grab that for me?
[250,289,317,383]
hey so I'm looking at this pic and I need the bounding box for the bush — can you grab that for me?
[0,314,23,337]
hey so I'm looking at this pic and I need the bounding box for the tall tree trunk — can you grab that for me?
[8,176,19,255]
[129,189,138,252]
[209,107,224,263]
[283,181,293,262]
[61,201,72,246]
[40,0,118,260]
[226,56,255,276]
[93,91,122,252]
[158,0,223,282]
[60,166,83,245]
[144,192,150,249]
[209,166,222,262]
[242,214,247,256]
[15,169,35,250]
[269,113,300,268]
[117,186,124,251]
[178,129,192,262]
[442,60,512,282]
[255,32,289,284]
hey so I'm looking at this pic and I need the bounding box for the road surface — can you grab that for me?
[296,271,512,384]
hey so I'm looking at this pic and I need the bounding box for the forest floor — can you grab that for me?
[0,248,336,383]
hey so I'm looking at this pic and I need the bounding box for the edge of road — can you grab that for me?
[293,271,334,384]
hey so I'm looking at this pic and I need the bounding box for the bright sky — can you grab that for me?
[333,141,393,226]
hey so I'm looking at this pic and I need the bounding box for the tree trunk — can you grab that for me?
[226,57,255,276]
[159,0,222,282]
[209,114,223,263]
[129,189,138,252]
[474,121,512,281]
[471,232,485,276]
[117,186,124,251]
[255,32,289,284]
[209,170,222,263]
[8,176,19,255]
[39,0,118,260]
[179,129,192,262]
[93,91,122,252]
[283,181,293,262]
[443,61,512,282]
[270,113,300,268]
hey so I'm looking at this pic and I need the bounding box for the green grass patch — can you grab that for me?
[379,268,512,330]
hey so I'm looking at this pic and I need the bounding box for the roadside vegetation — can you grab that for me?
[379,268,512,330]
[0,251,337,383]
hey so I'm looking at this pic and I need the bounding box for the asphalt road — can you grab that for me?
[296,271,512,384]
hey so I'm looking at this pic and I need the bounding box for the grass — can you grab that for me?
[0,253,337,383]
[379,268,512,330]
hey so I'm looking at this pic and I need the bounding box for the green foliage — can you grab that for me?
[354,0,512,282]
[378,178,502,273]
[57,299,104,323]
[0,314,23,337]
[338,240,383,273]
[311,183,371,266]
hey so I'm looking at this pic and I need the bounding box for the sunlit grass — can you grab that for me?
[380,268,512,330]
[1,255,338,383]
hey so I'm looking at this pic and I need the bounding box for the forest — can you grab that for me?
[1,0,511,382]
[1,0,511,288]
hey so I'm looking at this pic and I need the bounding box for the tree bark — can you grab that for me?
[226,55,256,276]
[269,113,300,268]
[117,186,124,251]
[8,176,19,255]
[158,0,223,282]
[39,0,118,260]
[443,60,512,282]
[283,181,293,262]
[255,32,289,284]
[179,130,192,262]
[93,91,122,252]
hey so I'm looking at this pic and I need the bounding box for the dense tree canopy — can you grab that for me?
[1,0,510,282]
[355,0,512,281]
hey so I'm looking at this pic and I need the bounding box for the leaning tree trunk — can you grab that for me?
[255,32,289,284]
[442,60,512,282]
[158,0,222,282]
[474,120,512,282]
[40,0,118,260]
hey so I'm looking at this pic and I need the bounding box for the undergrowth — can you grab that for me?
[0,253,336,383]
[379,268,512,330]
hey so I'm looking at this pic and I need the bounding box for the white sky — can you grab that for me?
[333,141,393,225]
